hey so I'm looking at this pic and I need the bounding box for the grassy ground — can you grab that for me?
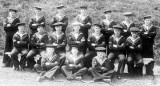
[1,0,160,60]
[0,56,160,86]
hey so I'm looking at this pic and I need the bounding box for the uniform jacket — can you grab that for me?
[75,15,92,35]
[101,20,117,34]
[92,57,111,72]
[108,35,126,53]
[65,52,84,69]
[41,53,60,68]
[68,32,85,50]
[51,15,68,32]
[88,34,106,51]
[4,18,20,35]
[126,36,142,53]
[48,32,66,50]
[13,32,29,49]
[29,16,46,34]
[120,21,135,37]
[30,32,48,49]
[140,25,157,57]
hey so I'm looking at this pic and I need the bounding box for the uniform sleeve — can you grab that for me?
[4,18,20,32]
[13,34,19,47]
[62,16,68,27]
[78,36,85,47]
[21,36,29,47]
[30,34,37,46]
[67,35,76,45]
[147,27,157,38]
[108,37,117,50]
[29,18,36,31]
[75,55,84,69]
[41,57,47,68]
[92,58,101,70]
[134,39,142,50]
[40,16,46,27]
[99,36,106,47]
[59,35,67,47]
[117,37,126,50]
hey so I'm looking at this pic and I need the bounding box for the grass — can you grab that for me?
[0,0,160,61]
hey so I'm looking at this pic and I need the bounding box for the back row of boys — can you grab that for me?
[2,5,157,81]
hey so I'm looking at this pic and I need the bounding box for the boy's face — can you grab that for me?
[18,25,25,33]
[97,52,106,58]
[144,18,151,25]
[46,47,55,54]
[114,29,121,36]
[124,16,132,21]
[80,9,86,14]
[71,47,78,54]
[57,9,64,14]
[9,11,16,18]
[105,13,111,19]
[131,32,138,38]
[34,9,41,15]
[55,26,62,33]
[73,26,80,33]
[93,26,101,34]
[37,26,44,33]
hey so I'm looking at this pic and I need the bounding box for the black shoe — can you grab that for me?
[14,67,19,71]
[117,74,122,79]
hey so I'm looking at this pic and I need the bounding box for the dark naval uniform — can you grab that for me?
[85,33,106,68]
[3,16,20,67]
[67,32,85,53]
[49,32,66,55]
[50,15,68,33]
[88,53,115,81]
[126,27,143,75]
[61,52,87,80]
[108,25,126,77]
[120,21,135,38]
[10,30,29,70]
[26,32,48,69]
[29,16,46,35]
[140,24,157,75]
[75,14,92,40]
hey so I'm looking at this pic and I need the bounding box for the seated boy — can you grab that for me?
[49,22,66,57]
[61,46,87,80]
[26,24,48,69]
[67,23,85,54]
[10,23,29,71]
[126,27,143,76]
[88,47,115,82]
[108,24,126,79]
[85,24,106,68]
[35,45,63,82]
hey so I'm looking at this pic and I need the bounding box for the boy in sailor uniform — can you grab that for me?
[100,10,117,44]
[35,45,63,82]
[51,5,68,33]
[67,23,86,54]
[10,23,29,71]
[120,12,135,38]
[49,22,66,56]
[29,6,45,35]
[3,8,20,67]
[126,27,143,76]
[75,5,92,40]
[88,47,115,82]
[61,46,87,80]
[26,24,48,69]
[108,24,126,79]
[140,15,157,75]
[84,24,106,68]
